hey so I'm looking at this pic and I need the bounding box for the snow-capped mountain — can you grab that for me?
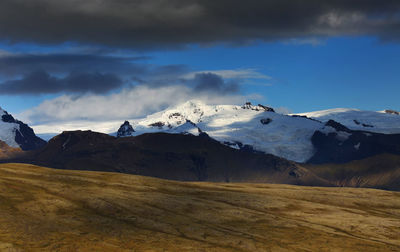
[296,108,400,134]
[125,101,324,162]
[119,101,400,163]
[0,107,46,150]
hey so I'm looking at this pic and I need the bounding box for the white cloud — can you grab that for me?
[19,84,261,134]
[182,68,271,80]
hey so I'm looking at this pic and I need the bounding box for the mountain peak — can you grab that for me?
[117,121,135,137]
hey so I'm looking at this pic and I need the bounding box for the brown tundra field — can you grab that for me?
[0,163,399,251]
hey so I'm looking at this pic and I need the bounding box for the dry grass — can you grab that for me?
[0,163,399,251]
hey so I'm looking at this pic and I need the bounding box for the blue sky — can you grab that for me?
[1,0,400,133]
[148,36,400,112]
[2,36,400,114]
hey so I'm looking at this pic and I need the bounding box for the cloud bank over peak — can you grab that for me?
[19,85,261,134]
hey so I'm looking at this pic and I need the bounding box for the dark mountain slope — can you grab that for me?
[25,130,329,186]
[308,120,400,164]
[305,153,400,191]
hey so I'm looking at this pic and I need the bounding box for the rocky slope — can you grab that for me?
[308,120,400,164]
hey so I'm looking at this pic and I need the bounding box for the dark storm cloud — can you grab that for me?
[1,0,400,48]
[193,73,240,94]
[0,53,243,95]
[0,71,123,94]
[0,54,148,77]
[0,53,189,94]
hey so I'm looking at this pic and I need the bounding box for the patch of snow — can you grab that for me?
[62,134,72,150]
[336,131,352,141]
[354,142,361,150]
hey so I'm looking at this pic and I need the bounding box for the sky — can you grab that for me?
[0,0,400,134]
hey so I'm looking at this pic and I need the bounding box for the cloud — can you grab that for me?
[18,85,260,133]
[182,69,271,80]
[0,71,123,95]
[0,53,184,94]
[0,53,147,77]
[0,52,268,95]
[0,1,400,48]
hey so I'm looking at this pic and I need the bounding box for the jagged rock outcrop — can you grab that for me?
[117,121,135,137]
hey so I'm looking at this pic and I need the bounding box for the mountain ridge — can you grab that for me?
[23,130,329,186]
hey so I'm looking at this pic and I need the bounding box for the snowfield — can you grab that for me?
[296,108,400,134]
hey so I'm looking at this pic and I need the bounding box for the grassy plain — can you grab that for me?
[0,163,399,251]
